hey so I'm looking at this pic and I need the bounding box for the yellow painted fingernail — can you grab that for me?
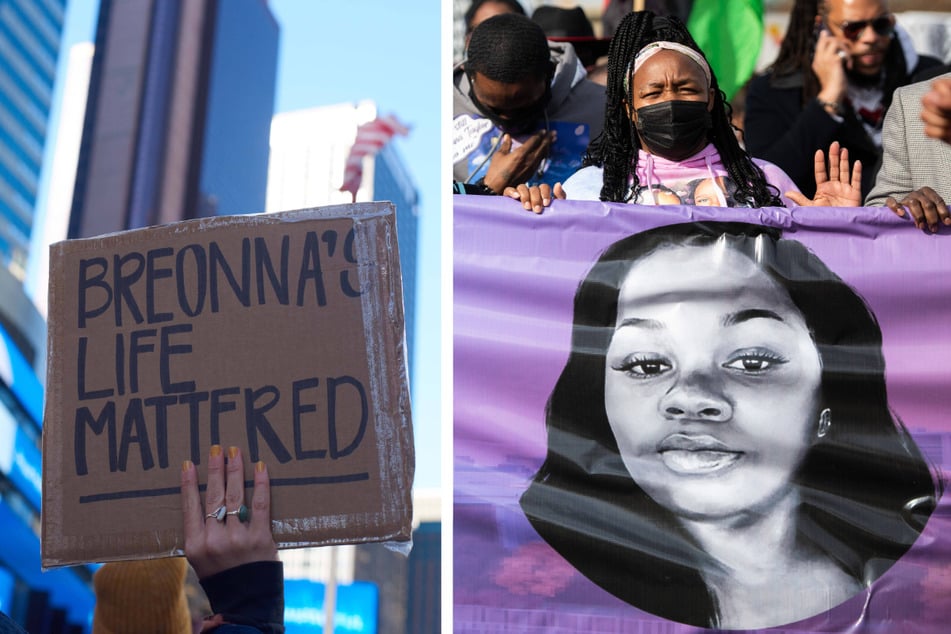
[256,460,265,473]
[228,446,238,459]
[182,460,192,472]
[210,445,222,457]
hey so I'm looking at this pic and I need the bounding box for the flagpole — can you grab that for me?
[324,545,338,633]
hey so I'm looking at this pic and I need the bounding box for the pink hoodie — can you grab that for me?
[562,143,799,207]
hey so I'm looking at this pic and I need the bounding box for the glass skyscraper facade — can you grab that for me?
[196,0,278,218]
[68,0,278,239]
[0,0,65,279]
[1,266,93,631]
[0,1,88,626]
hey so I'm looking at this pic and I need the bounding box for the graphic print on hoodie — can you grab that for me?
[561,144,798,207]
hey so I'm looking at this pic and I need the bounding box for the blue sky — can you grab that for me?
[46,0,442,490]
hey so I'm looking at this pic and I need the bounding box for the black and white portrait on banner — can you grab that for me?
[519,222,941,629]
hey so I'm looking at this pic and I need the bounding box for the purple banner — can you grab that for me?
[454,197,951,633]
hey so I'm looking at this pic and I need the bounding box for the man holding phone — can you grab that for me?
[744,0,942,199]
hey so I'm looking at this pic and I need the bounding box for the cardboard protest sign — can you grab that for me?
[455,196,951,633]
[43,203,414,567]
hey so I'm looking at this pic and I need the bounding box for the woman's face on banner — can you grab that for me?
[603,243,823,521]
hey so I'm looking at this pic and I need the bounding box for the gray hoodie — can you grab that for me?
[453,42,605,187]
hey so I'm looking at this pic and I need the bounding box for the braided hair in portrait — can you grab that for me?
[463,0,526,35]
[465,13,552,83]
[585,11,783,206]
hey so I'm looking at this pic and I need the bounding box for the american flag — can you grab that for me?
[339,114,410,201]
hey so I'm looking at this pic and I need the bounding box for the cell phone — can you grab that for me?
[811,22,846,65]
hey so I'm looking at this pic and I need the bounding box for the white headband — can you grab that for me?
[624,41,712,92]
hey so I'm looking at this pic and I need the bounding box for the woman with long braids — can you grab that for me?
[504,11,861,212]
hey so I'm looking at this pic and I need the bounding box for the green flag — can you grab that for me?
[687,0,764,101]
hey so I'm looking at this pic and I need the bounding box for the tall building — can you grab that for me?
[350,491,441,634]
[267,101,419,376]
[0,1,88,627]
[0,0,66,279]
[68,0,278,239]
[25,41,93,318]
[1,266,93,631]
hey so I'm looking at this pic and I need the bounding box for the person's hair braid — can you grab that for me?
[583,11,651,202]
[769,0,822,105]
[713,94,785,207]
[584,11,784,206]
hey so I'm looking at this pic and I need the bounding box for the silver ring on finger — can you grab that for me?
[226,504,250,523]
[205,505,226,522]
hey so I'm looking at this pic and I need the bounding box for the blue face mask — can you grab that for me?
[634,100,712,161]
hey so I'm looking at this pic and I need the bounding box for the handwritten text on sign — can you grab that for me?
[72,228,368,493]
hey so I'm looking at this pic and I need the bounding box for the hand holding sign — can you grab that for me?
[182,445,285,631]
[181,445,277,580]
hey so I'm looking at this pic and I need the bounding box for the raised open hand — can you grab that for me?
[786,142,862,207]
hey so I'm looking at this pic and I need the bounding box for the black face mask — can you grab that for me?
[634,100,712,161]
[469,81,552,136]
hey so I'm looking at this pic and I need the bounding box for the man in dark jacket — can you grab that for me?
[745,0,941,198]
[453,13,605,195]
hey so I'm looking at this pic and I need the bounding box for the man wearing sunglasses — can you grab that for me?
[745,0,942,200]
[453,13,604,195]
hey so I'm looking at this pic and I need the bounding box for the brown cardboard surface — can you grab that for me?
[42,203,414,567]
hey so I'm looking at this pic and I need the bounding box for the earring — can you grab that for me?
[817,408,832,438]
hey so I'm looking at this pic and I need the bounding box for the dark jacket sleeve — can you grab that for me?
[744,73,842,198]
[200,561,285,634]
